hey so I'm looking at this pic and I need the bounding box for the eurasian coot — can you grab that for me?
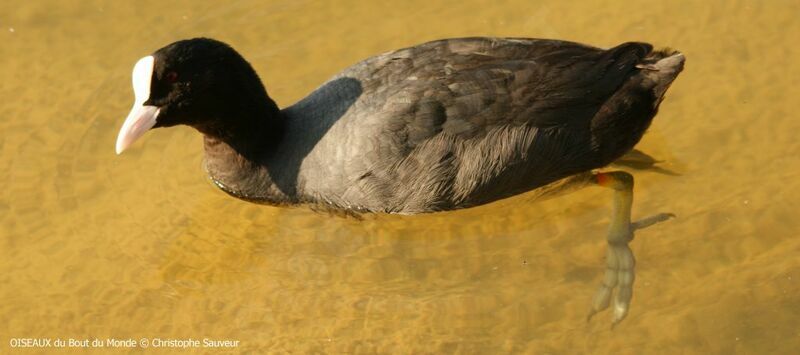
[116,37,685,325]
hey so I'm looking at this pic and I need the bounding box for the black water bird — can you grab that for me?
[116,37,685,325]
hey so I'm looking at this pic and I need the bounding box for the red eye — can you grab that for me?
[165,71,178,83]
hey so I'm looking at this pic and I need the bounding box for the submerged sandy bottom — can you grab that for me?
[1,0,798,353]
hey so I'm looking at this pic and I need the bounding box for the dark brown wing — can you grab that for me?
[338,38,650,146]
[293,37,653,211]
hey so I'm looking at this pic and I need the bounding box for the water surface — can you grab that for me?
[1,0,799,353]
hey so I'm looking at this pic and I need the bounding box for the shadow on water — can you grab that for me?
[612,149,681,176]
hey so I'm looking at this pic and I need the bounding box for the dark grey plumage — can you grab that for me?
[141,37,684,213]
[115,37,685,325]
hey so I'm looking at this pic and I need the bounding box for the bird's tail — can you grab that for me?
[636,49,686,103]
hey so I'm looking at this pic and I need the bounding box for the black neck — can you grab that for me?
[198,91,293,205]
[196,93,283,157]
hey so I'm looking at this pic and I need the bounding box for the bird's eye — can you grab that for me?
[165,71,178,83]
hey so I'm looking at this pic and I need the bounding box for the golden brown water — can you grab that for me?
[2,1,799,353]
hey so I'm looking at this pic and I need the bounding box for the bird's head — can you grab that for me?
[116,38,272,154]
